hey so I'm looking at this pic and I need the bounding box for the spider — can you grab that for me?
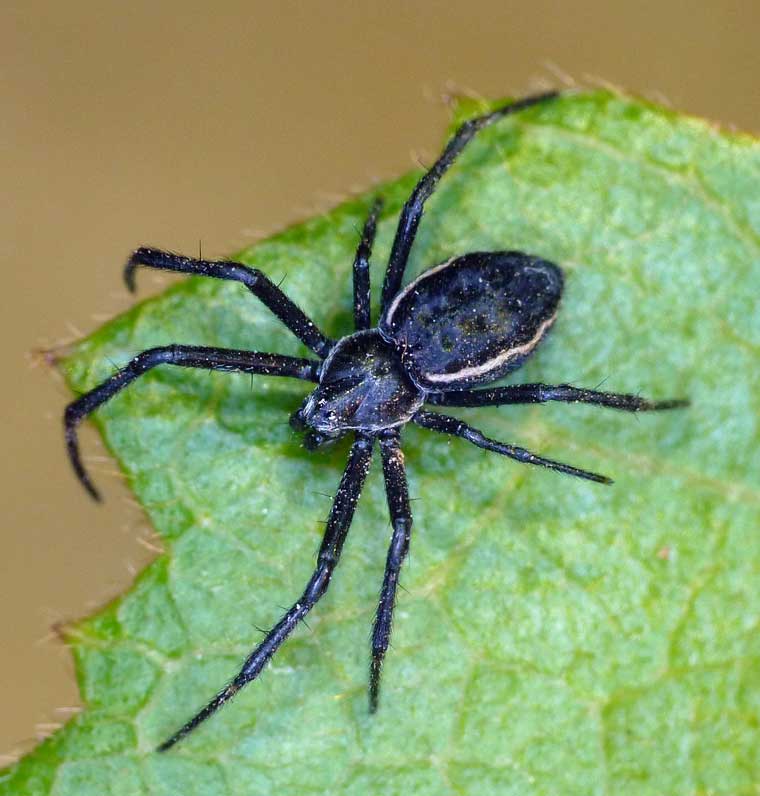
[64,91,687,751]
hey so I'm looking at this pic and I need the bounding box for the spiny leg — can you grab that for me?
[157,433,374,752]
[380,91,559,312]
[413,409,611,484]
[125,247,333,357]
[428,383,689,411]
[65,345,319,500]
[353,197,383,331]
[370,429,412,712]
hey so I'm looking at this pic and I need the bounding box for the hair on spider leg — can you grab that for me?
[103,356,122,374]
[592,375,611,391]
[62,90,689,751]
[413,153,431,170]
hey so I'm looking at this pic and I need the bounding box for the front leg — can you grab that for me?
[125,247,333,357]
[65,345,319,500]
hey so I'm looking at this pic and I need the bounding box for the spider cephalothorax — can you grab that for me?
[64,91,687,751]
[292,329,424,447]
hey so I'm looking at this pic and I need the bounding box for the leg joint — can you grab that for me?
[388,535,409,568]
[223,262,260,287]
[353,435,374,452]
[134,346,176,370]
[304,566,332,602]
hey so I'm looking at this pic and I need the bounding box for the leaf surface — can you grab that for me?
[3,91,759,796]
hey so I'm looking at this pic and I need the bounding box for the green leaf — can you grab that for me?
[4,91,759,796]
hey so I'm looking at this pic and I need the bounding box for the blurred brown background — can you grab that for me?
[2,0,758,757]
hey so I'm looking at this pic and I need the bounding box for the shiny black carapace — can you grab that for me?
[64,91,687,750]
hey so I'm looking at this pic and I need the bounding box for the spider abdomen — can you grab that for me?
[380,251,563,390]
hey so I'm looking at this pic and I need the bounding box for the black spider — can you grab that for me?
[64,91,687,751]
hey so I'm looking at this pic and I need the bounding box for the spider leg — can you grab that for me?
[369,429,412,712]
[124,247,333,357]
[428,383,689,411]
[64,345,319,501]
[380,91,559,313]
[353,197,383,331]
[157,433,374,752]
[413,409,612,484]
